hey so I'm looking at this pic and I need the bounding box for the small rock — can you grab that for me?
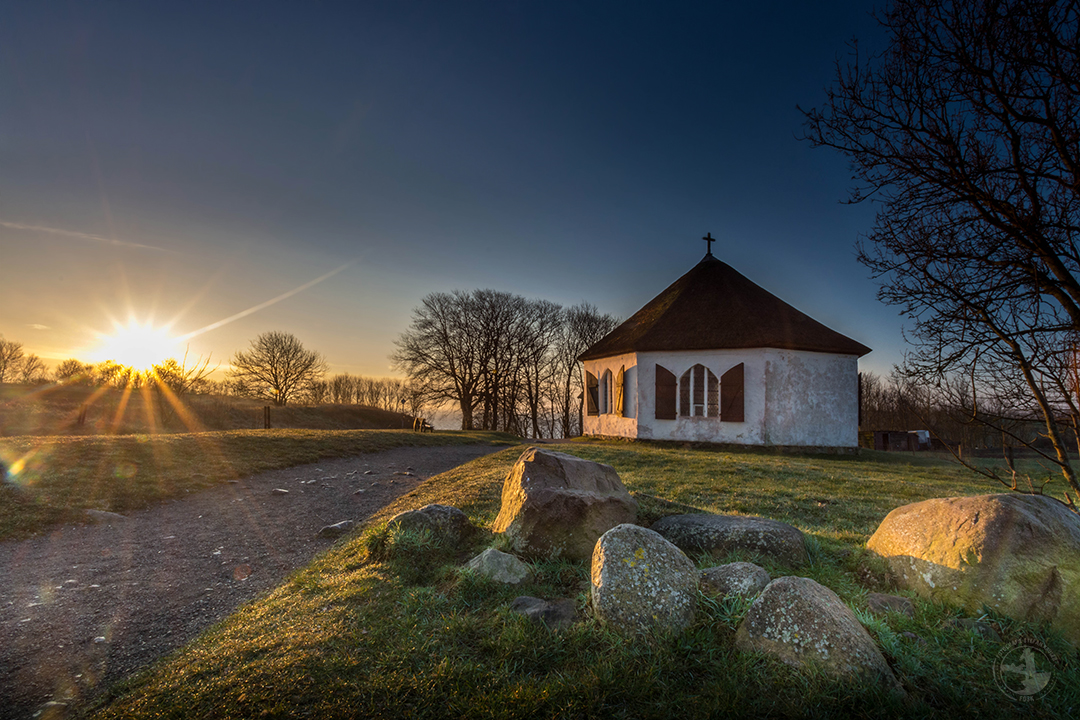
[946,617,1001,642]
[700,562,771,599]
[93,636,106,644]
[388,505,474,546]
[464,548,533,584]
[84,509,127,524]
[901,631,928,646]
[318,520,355,539]
[867,592,915,618]
[353,489,366,495]
[510,596,580,630]
[364,470,375,475]
[271,488,289,496]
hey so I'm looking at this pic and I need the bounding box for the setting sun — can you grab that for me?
[94,322,178,371]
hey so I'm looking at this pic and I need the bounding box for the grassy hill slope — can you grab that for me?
[0,383,417,437]
[87,440,1080,719]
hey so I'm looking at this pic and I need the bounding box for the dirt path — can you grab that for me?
[0,443,505,720]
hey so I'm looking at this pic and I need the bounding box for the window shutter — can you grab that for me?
[655,365,676,419]
[615,366,625,416]
[586,371,599,416]
[721,363,745,422]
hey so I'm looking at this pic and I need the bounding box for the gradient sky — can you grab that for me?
[0,1,903,380]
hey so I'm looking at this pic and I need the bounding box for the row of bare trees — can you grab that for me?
[392,290,619,437]
[306,374,424,416]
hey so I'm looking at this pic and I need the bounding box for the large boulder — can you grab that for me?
[388,504,473,546]
[867,493,1080,645]
[736,576,901,692]
[492,448,637,562]
[650,513,808,567]
[590,524,697,636]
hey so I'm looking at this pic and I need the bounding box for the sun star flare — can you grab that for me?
[93,322,179,371]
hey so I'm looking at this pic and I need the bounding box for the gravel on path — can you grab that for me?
[0,443,505,720]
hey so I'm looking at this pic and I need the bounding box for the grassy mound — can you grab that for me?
[85,442,1080,718]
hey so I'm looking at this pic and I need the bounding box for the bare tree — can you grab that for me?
[152,350,215,396]
[17,354,46,384]
[228,331,327,406]
[803,0,1080,505]
[393,291,488,429]
[96,361,145,389]
[54,358,96,385]
[0,337,24,383]
[328,373,357,404]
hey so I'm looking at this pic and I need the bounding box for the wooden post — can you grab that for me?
[264,406,271,429]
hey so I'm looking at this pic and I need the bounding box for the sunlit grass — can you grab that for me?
[0,429,515,540]
[87,441,1080,719]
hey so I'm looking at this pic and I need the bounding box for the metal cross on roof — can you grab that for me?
[703,232,716,257]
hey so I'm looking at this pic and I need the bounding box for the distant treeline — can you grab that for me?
[10,351,422,416]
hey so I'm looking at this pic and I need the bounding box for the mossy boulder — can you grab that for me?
[590,523,697,636]
[736,576,901,692]
[651,513,808,567]
[867,493,1080,646]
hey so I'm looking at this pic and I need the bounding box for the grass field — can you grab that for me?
[77,439,1079,719]
[0,429,516,541]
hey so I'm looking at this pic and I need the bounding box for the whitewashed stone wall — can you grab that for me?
[582,348,859,448]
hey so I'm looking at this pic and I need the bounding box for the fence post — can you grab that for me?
[264,406,271,429]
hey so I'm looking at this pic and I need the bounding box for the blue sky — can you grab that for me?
[0,1,903,378]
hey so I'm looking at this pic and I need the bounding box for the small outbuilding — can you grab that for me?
[578,240,871,448]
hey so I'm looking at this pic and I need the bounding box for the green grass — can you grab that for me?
[73,441,1080,718]
[0,428,516,541]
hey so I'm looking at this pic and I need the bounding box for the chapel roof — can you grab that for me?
[579,253,872,361]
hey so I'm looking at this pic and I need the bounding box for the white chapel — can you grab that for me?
[579,237,871,448]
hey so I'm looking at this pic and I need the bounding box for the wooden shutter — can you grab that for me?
[721,363,744,422]
[615,366,625,416]
[655,365,676,419]
[586,371,599,416]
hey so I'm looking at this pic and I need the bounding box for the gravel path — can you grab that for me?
[0,443,505,720]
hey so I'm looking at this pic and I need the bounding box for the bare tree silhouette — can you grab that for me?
[228,331,327,406]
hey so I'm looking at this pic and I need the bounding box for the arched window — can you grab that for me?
[600,369,613,414]
[679,364,718,417]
